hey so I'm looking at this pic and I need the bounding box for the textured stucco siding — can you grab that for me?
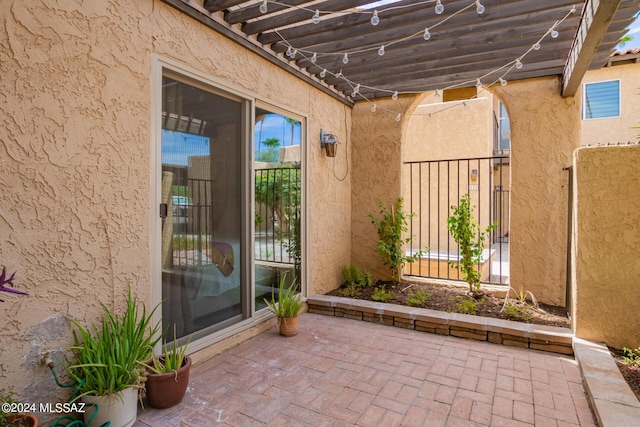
[0,0,351,405]
[573,144,640,349]
[494,77,580,305]
[580,62,640,146]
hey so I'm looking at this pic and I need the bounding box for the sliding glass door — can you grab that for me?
[160,72,246,340]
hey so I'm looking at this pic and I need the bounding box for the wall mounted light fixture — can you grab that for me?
[320,129,338,157]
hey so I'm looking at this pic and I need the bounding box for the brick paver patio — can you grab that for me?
[135,313,595,426]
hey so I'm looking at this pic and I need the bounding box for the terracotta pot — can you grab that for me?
[7,414,38,427]
[279,316,299,337]
[145,355,192,409]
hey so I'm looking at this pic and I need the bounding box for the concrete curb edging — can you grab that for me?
[573,338,640,427]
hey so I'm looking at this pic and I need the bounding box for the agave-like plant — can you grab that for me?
[66,286,162,399]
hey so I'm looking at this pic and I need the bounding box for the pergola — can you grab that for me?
[163,0,637,103]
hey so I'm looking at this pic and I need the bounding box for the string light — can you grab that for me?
[266,3,576,121]
[395,113,402,121]
[371,104,377,112]
[312,9,320,24]
[371,10,380,26]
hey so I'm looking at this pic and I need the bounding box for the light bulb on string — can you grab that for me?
[423,28,431,41]
[515,58,523,69]
[378,45,385,56]
[311,52,317,63]
[476,79,482,89]
[353,84,360,95]
[371,104,377,113]
[395,113,402,122]
[320,69,327,78]
[499,78,507,86]
[435,0,444,15]
[286,46,294,57]
[533,42,541,50]
[342,52,349,64]
[336,70,343,78]
[292,49,298,58]
[551,29,559,38]
[371,10,380,26]
[259,0,268,14]
[392,91,398,100]
[475,1,485,14]
[312,9,320,24]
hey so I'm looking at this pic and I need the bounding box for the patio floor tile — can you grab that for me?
[134,313,596,426]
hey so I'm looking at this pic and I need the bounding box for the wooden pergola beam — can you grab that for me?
[561,0,622,97]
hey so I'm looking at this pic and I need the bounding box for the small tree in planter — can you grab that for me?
[369,198,426,284]
[447,194,496,297]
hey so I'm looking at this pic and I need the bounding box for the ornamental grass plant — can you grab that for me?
[66,286,162,399]
[264,274,303,319]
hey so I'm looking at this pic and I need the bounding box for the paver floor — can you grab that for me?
[135,313,595,426]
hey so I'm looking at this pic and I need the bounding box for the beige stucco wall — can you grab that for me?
[581,62,640,146]
[572,144,640,349]
[493,77,580,305]
[0,0,351,407]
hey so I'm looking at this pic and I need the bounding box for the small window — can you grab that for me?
[583,80,620,120]
[497,102,510,151]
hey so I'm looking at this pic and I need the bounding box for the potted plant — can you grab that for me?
[264,274,303,336]
[142,327,191,409]
[65,286,161,427]
[0,392,38,427]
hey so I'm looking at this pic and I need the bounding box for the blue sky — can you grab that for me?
[618,14,640,51]
[254,114,301,149]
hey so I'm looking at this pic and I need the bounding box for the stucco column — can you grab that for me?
[494,77,581,305]
[350,95,420,280]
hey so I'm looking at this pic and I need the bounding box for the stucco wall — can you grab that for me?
[580,62,640,146]
[573,144,640,349]
[0,0,351,406]
[493,77,580,305]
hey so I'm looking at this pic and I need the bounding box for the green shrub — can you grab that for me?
[622,347,640,368]
[342,263,373,289]
[369,198,426,284]
[341,282,360,298]
[447,194,496,295]
[406,288,431,307]
[371,286,395,302]
[503,302,534,322]
[451,295,484,315]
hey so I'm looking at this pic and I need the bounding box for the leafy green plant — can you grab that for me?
[371,286,395,302]
[142,326,190,375]
[342,263,373,288]
[622,347,640,369]
[369,198,426,284]
[0,391,16,426]
[405,288,431,307]
[503,302,534,322]
[341,282,360,298]
[447,194,496,295]
[264,274,303,319]
[451,295,484,315]
[66,286,162,399]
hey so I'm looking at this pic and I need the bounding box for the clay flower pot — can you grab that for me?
[7,414,38,427]
[279,316,299,337]
[145,355,192,409]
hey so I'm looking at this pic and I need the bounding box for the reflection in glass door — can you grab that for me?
[254,107,302,310]
[160,73,244,340]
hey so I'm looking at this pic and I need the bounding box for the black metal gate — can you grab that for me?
[404,156,510,285]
